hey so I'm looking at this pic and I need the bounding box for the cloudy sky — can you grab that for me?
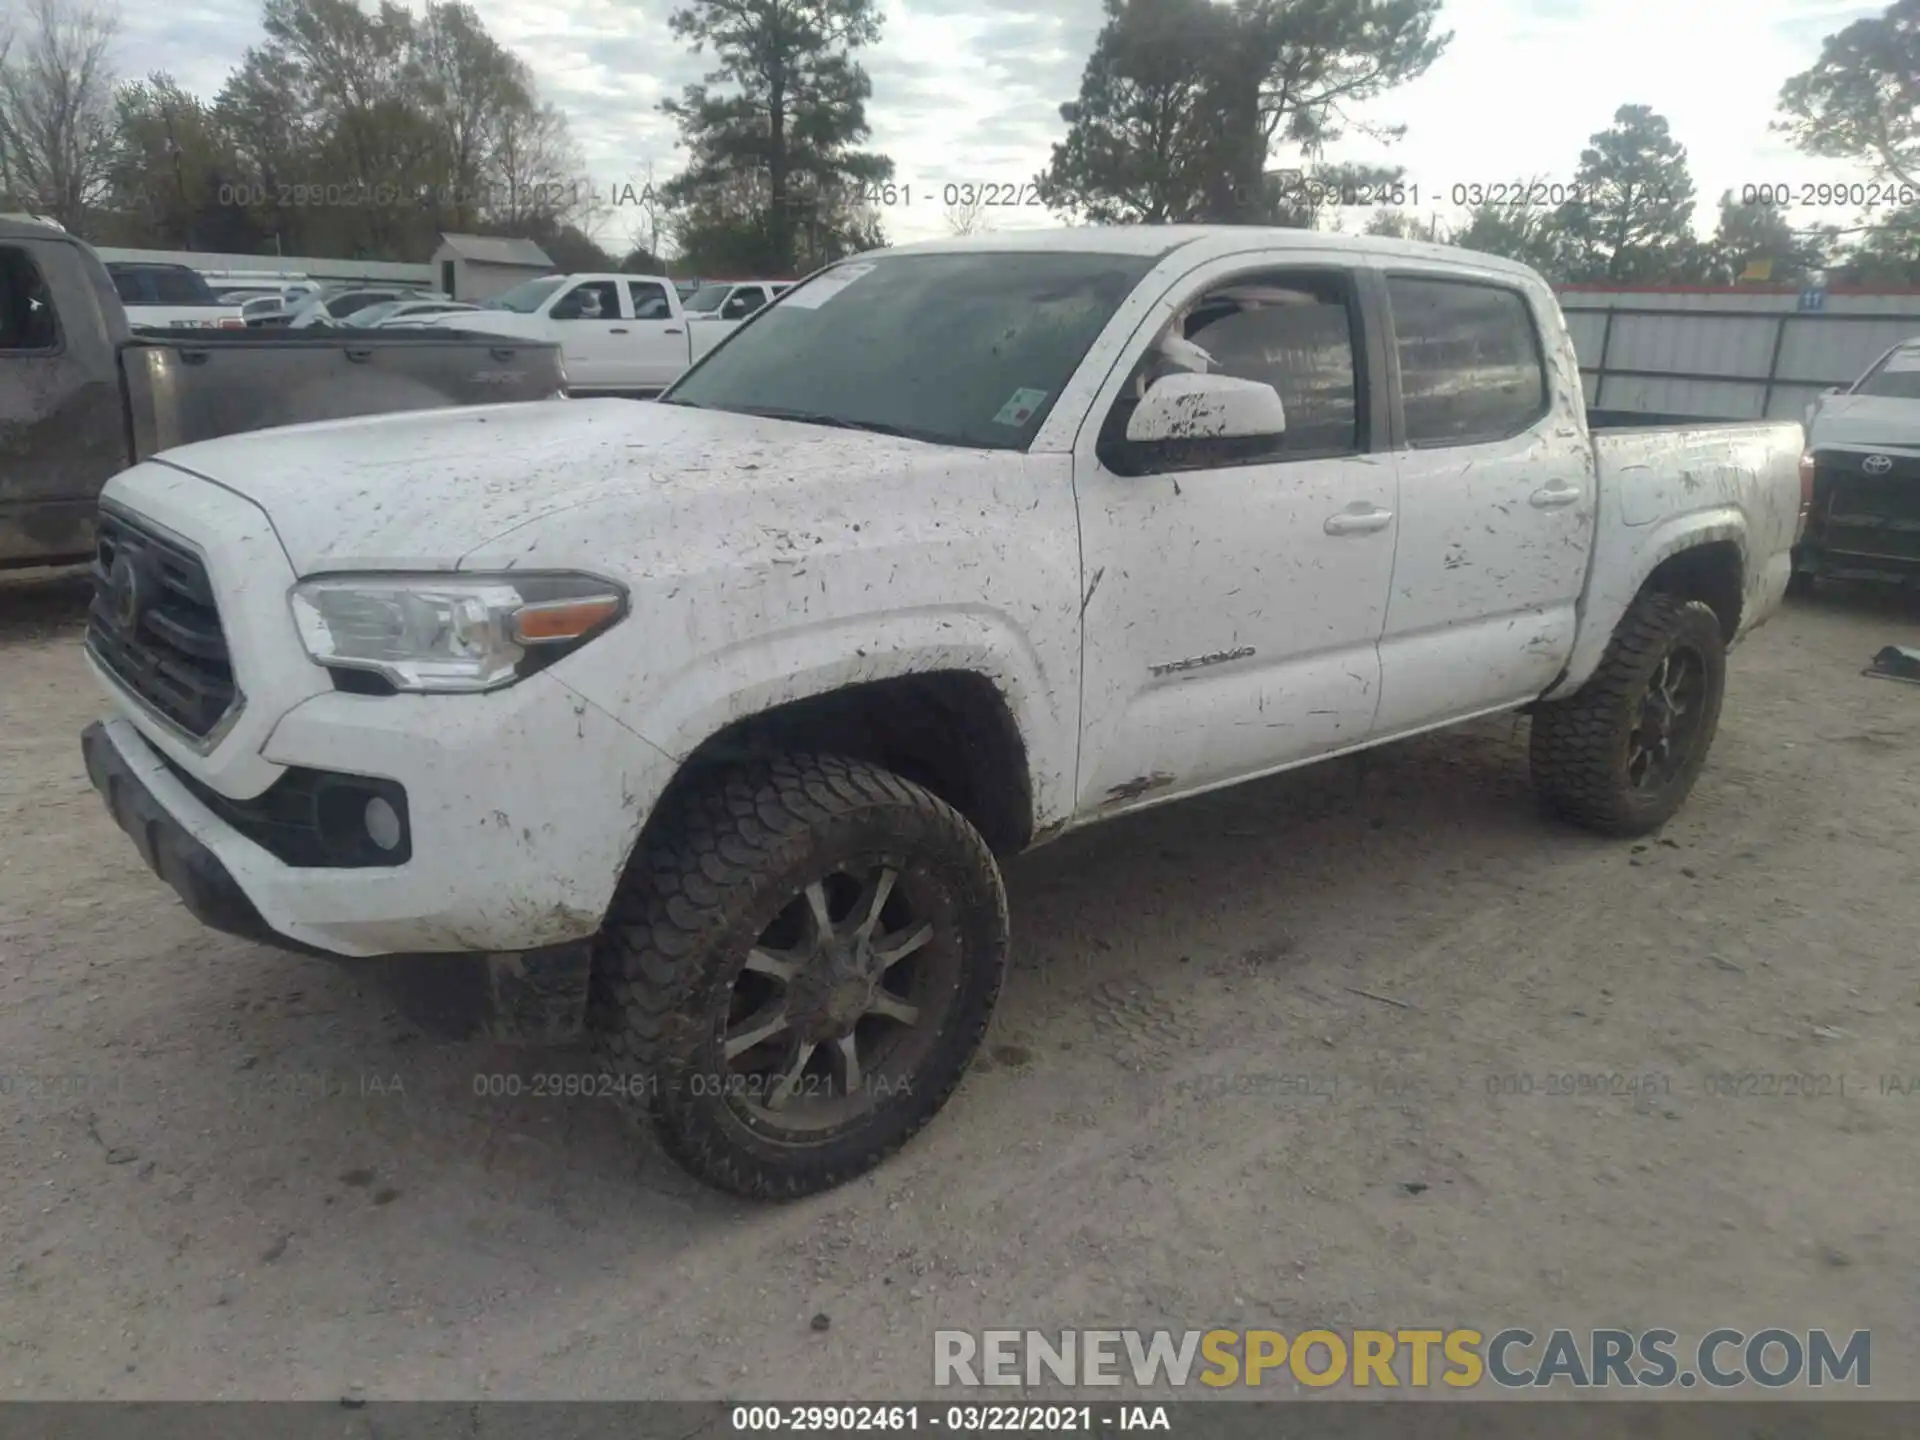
[115,0,1890,250]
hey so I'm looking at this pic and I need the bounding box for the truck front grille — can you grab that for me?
[86,509,238,741]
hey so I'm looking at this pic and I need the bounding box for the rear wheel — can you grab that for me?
[592,754,1008,1199]
[1528,591,1727,837]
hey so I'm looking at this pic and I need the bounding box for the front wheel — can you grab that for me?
[592,754,1009,1199]
[1528,592,1728,837]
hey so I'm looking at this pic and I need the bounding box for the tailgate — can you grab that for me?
[121,334,567,459]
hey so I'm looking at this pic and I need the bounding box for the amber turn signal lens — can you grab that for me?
[511,595,622,644]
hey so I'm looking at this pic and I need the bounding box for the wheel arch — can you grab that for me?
[645,668,1040,860]
[1544,513,1747,701]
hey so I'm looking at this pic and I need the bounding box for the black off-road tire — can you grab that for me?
[1528,591,1727,837]
[591,754,1008,1200]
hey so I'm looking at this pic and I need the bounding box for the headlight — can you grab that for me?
[289,572,625,693]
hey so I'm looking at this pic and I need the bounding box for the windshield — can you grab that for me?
[684,284,730,313]
[662,251,1157,449]
[1854,346,1920,399]
[347,301,402,326]
[112,266,217,305]
[483,276,565,313]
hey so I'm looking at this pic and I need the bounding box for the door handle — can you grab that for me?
[1324,505,1394,536]
[1530,482,1581,508]
[664,327,683,334]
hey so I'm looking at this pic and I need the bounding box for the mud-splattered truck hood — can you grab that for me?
[125,398,949,573]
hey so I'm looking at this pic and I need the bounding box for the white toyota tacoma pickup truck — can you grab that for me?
[79,227,1805,1199]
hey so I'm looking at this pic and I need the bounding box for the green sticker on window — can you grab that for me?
[992,388,1049,426]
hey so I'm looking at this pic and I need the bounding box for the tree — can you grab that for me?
[103,73,268,250]
[1555,104,1698,282]
[1448,195,1575,280]
[1038,0,1449,225]
[412,2,532,230]
[1364,207,1430,240]
[1831,204,1920,284]
[1776,0,1920,189]
[1034,0,1253,224]
[1704,190,1827,283]
[659,0,893,275]
[195,0,583,259]
[0,0,120,232]
[944,191,990,235]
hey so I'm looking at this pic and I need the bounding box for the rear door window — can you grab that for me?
[626,280,672,320]
[1387,276,1549,445]
[0,245,60,351]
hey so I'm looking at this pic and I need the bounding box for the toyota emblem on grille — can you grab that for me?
[1863,454,1894,474]
[107,552,143,632]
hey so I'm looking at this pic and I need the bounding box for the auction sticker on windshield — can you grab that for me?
[784,263,875,309]
[993,388,1049,425]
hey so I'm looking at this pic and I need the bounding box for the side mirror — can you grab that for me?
[1125,372,1288,444]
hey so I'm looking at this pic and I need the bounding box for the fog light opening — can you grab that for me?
[364,795,403,852]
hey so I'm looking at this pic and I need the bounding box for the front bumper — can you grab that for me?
[80,717,611,1042]
[82,718,307,953]
[84,668,665,959]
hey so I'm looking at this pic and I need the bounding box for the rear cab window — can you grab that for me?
[1385,274,1550,445]
[0,245,61,351]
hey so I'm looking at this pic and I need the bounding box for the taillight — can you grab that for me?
[1796,452,1816,542]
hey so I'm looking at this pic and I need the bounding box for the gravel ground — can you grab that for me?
[2,569,1917,1401]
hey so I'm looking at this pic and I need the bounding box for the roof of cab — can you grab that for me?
[875,224,1541,281]
[0,215,76,243]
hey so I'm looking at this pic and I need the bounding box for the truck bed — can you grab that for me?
[121,330,567,459]
[1550,415,1804,701]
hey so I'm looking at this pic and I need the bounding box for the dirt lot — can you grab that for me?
[1,569,1916,1401]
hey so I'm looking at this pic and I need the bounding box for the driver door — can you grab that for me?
[548,279,627,387]
[1072,258,1398,814]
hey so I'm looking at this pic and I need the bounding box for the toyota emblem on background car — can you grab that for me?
[107,552,142,632]
[1862,454,1894,474]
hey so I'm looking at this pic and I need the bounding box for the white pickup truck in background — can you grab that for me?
[79,226,1803,1201]
[105,261,246,332]
[427,272,749,393]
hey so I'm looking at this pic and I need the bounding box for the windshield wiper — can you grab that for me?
[728,405,920,438]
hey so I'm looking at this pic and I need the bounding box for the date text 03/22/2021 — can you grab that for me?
[852,182,1047,207]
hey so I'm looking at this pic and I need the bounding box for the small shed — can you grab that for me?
[430,234,554,302]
